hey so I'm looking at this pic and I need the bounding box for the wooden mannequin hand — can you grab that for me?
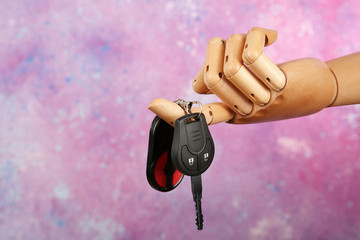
[149,27,354,126]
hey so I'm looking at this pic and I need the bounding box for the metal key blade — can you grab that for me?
[191,175,203,230]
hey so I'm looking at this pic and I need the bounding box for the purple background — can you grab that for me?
[1,0,360,239]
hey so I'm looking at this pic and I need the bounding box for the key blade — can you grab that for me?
[195,198,203,230]
[191,175,202,199]
[191,175,203,230]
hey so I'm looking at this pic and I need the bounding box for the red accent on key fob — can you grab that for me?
[173,169,183,186]
[154,151,168,187]
[154,151,183,188]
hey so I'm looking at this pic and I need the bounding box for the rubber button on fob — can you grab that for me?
[199,139,213,170]
[182,146,198,171]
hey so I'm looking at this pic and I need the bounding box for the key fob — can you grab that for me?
[171,113,215,176]
[147,116,184,192]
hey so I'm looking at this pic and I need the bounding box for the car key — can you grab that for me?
[146,99,215,230]
[171,109,215,230]
[171,112,215,176]
[146,116,184,192]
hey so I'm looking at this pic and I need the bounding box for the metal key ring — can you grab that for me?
[174,99,203,119]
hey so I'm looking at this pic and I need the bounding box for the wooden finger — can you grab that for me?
[148,98,185,126]
[192,65,212,94]
[223,34,271,105]
[243,28,286,91]
[148,98,234,126]
[192,102,235,125]
[204,37,253,115]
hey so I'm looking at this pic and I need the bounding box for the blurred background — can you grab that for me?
[1,0,360,239]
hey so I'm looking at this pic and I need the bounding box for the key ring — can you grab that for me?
[174,99,203,119]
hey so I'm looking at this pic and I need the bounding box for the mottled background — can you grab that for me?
[1,0,360,239]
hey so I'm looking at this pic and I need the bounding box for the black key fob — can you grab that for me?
[171,113,215,176]
[147,116,184,192]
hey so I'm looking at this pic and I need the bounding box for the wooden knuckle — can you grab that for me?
[204,71,223,89]
[228,33,246,42]
[243,48,262,65]
[192,79,208,94]
[254,92,271,106]
[208,37,225,45]
[224,60,242,78]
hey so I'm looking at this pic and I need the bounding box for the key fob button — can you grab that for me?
[182,146,198,171]
[199,139,213,170]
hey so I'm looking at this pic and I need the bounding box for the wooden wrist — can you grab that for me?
[326,52,360,107]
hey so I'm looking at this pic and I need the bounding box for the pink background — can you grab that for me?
[1,0,360,239]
